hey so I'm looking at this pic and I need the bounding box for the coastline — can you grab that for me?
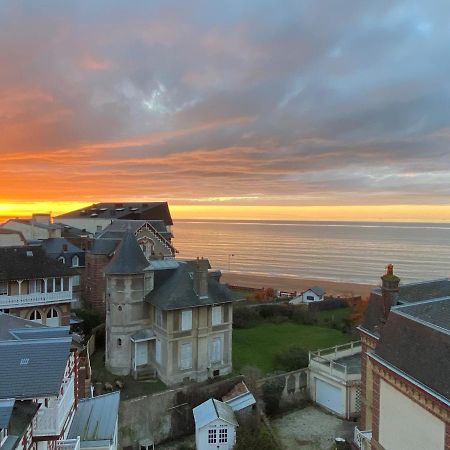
[221,272,375,298]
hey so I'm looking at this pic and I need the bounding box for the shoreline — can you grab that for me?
[221,272,375,298]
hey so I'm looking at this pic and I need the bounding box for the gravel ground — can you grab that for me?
[155,435,195,450]
[271,406,355,450]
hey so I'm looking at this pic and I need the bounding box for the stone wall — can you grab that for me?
[118,376,243,447]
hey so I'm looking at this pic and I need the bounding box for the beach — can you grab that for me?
[221,271,374,298]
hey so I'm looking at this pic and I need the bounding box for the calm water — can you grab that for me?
[173,220,450,284]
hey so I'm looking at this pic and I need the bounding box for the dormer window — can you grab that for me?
[58,256,66,264]
[72,255,79,267]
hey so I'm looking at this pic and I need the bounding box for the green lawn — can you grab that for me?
[317,307,352,324]
[233,322,351,374]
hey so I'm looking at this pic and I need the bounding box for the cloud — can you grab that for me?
[1,0,450,209]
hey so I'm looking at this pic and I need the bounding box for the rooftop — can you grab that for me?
[193,398,238,429]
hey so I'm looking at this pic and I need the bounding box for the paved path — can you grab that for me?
[271,406,354,449]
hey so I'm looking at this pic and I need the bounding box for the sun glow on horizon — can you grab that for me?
[2,202,450,223]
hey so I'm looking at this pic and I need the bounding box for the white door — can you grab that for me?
[136,341,148,366]
[315,379,344,415]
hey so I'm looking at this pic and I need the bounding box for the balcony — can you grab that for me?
[353,427,372,450]
[57,437,80,450]
[0,290,72,309]
[33,377,75,437]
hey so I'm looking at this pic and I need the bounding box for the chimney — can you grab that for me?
[32,213,51,225]
[194,257,209,299]
[381,264,400,320]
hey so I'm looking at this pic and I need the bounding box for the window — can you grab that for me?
[181,309,192,331]
[306,295,314,301]
[212,306,222,325]
[72,275,80,287]
[55,278,62,292]
[72,255,79,267]
[46,279,54,293]
[0,281,7,295]
[47,308,58,318]
[219,427,228,443]
[211,337,222,363]
[155,308,163,327]
[46,308,59,326]
[30,310,42,323]
[117,338,122,346]
[58,256,66,264]
[155,338,161,364]
[208,429,216,444]
[179,342,192,369]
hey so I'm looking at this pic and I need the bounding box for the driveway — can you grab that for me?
[271,405,354,450]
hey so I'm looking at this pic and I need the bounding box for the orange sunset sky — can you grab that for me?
[1,2,450,222]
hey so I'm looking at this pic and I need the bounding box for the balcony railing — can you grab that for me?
[0,290,72,309]
[33,377,75,436]
[57,437,80,450]
[353,427,372,450]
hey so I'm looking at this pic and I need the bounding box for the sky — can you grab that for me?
[2,1,450,220]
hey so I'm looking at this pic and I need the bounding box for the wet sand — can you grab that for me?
[221,272,375,298]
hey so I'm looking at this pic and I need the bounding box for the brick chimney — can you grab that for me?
[194,257,209,299]
[381,264,400,320]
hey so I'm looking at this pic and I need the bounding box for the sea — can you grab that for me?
[174,220,450,285]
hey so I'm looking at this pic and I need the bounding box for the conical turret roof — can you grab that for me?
[104,229,149,275]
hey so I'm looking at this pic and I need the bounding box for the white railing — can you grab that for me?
[0,290,72,308]
[33,377,75,436]
[353,427,372,450]
[57,437,80,450]
[310,340,361,359]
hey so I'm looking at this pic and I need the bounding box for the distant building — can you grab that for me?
[0,229,26,247]
[68,392,120,450]
[104,230,234,386]
[1,214,64,241]
[289,286,325,304]
[56,202,173,235]
[0,246,76,326]
[193,398,238,450]
[354,265,450,450]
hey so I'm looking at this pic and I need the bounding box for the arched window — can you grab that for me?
[118,305,123,312]
[72,255,79,267]
[58,256,66,264]
[46,308,59,326]
[117,338,122,346]
[29,310,42,323]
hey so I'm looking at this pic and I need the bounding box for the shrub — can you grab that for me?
[273,346,309,372]
[262,377,285,416]
[74,308,102,341]
[233,306,259,328]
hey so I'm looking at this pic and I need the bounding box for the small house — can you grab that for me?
[290,286,325,304]
[193,398,238,450]
[222,381,256,418]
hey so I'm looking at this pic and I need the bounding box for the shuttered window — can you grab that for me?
[212,306,222,326]
[181,309,192,331]
[211,337,222,363]
[155,338,161,364]
[179,342,192,369]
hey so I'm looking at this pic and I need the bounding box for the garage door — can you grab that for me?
[315,379,344,415]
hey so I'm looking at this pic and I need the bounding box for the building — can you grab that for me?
[222,381,256,418]
[104,230,234,386]
[0,229,26,247]
[1,215,64,241]
[84,220,175,315]
[355,265,450,450]
[308,341,361,419]
[0,322,78,450]
[0,246,76,326]
[193,398,238,450]
[67,392,120,450]
[289,286,325,304]
[56,202,173,235]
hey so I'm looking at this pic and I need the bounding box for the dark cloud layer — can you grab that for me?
[1,0,450,206]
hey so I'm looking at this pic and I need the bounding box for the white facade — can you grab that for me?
[290,288,324,304]
[378,380,446,450]
[196,419,236,450]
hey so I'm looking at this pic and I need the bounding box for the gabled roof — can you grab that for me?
[0,398,15,429]
[0,337,71,399]
[193,398,238,429]
[222,381,256,412]
[305,286,325,296]
[68,392,120,446]
[0,246,74,280]
[373,298,450,401]
[56,202,173,225]
[104,230,149,275]
[145,261,233,310]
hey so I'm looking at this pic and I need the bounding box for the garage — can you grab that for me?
[315,378,344,416]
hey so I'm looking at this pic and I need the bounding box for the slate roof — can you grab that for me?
[97,219,171,240]
[3,219,64,231]
[0,337,71,399]
[104,230,150,275]
[68,392,120,447]
[90,239,119,256]
[222,382,256,412]
[193,398,238,429]
[0,313,43,341]
[395,298,450,331]
[306,286,325,297]
[145,261,233,310]
[0,246,74,280]
[0,398,15,428]
[57,202,173,226]
[373,298,450,400]
[41,238,82,255]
